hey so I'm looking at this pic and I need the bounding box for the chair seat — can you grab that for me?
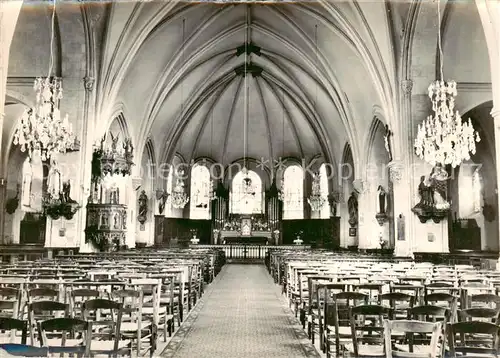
[89,339,131,352]
[343,343,385,357]
[46,338,83,347]
[326,325,351,336]
[0,334,23,345]
[395,344,435,354]
[119,321,153,332]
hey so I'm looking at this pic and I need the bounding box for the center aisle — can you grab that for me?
[161,264,320,358]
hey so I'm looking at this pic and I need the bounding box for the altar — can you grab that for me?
[218,230,274,245]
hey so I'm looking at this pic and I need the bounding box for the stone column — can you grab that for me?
[391,79,415,257]
[126,176,142,249]
[389,160,411,256]
[0,2,23,244]
[353,179,370,249]
[492,111,500,267]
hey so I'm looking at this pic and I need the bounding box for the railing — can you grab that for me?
[195,244,310,260]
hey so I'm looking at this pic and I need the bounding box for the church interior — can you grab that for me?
[1,0,500,356]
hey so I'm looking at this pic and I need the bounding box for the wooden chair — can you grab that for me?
[0,318,28,345]
[28,301,69,346]
[447,321,500,357]
[384,319,443,358]
[344,304,392,357]
[82,298,131,357]
[39,317,91,356]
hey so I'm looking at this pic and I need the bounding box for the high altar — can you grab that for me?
[217,215,274,245]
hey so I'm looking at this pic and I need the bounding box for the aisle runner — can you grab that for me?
[161,264,320,358]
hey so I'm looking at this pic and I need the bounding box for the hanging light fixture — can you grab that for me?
[170,18,189,211]
[308,172,326,211]
[171,168,189,209]
[209,108,217,201]
[306,24,325,212]
[277,87,285,202]
[13,0,76,162]
[414,0,479,168]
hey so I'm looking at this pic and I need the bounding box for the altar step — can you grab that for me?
[227,258,265,264]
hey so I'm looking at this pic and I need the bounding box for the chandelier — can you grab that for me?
[171,169,189,209]
[307,172,326,211]
[414,81,480,168]
[13,77,76,162]
[13,0,76,162]
[413,0,479,168]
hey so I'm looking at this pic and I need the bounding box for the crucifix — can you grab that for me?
[384,124,393,162]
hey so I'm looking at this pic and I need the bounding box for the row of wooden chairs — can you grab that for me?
[270,249,500,357]
[0,247,225,357]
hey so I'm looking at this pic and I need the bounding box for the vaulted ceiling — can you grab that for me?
[5,0,492,172]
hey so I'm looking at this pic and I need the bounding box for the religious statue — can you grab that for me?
[110,132,119,153]
[416,175,433,210]
[156,190,168,215]
[429,164,450,210]
[377,185,387,214]
[412,165,450,223]
[62,180,77,203]
[47,160,62,200]
[384,124,393,162]
[137,190,148,224]
[348,191,358,227]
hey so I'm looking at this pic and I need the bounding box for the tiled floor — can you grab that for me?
[161,264,320,358]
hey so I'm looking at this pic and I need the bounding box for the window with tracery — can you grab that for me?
[190,164,211,219]
[319,164,331,219]
[283,165,304,219]
[164,165,174,217]
[230,170,263,214]
[473,168,482,213]
[21,157,32,208]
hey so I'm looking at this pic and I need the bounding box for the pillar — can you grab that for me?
[0,1,23,245]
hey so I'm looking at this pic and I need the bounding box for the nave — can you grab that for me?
[162,264,319,358]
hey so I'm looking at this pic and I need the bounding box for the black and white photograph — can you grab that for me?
[0,0,499,356]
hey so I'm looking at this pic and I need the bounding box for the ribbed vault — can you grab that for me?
[104,1,393,171]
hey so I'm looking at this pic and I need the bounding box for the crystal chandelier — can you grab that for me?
[307,172,326,211]
[171,169,189,209]
[414,0,479,168]
[13,79,75,162]
[414,81,480,168]
[13,0,76,162]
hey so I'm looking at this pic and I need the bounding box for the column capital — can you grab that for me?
[401,79,413,95]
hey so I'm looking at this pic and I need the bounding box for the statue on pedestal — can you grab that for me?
[348,192,358,227]
[137,190,148,225]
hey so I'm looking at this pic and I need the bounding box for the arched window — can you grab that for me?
[473,168,482,213]
[230,170,263,214]
[190,164,211,219]
[283,165,304,219]
[21,157,32,208]
[164,165,174,217]
[319,164,331,218]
